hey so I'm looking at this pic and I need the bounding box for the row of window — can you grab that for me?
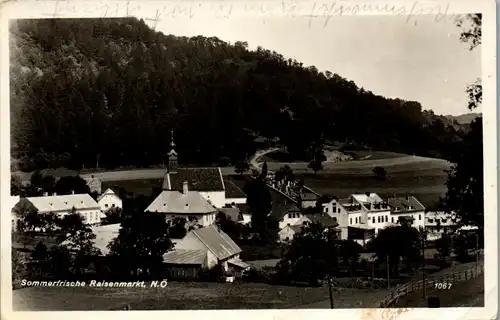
[104,203,117,208]
[427,218,451,223]
[349,214,422,225]
[287,213,301,219]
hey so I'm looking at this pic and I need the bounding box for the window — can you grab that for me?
[428,219,434,223]
[391,217,394,223]
[372,217,375,223]
[350,218,352,225]
[338,208,341,213]
[419,214,422,220]
[324,207,328,213]
[385,216,388,222]
[105,204,108,208]
[112,204,115,208]
[355,217,358,224]
[288,213,292,219]
[442,219,447,223]
[377,216,380,223]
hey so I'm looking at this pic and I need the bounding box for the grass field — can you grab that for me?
[13,281,390,311]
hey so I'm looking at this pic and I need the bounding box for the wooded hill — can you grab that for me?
[10,18,470,171]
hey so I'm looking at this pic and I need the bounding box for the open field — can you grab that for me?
[13,281,390,311]
[392,274,485,308]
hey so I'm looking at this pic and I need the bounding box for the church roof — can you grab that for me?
[145,190,217,214]
[163,168,225,192]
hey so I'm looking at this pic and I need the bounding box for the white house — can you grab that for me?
[387,196,426,229]
[425,211,460,240]
[97,188,122,213]
[13,193,104,227]
[145,181,218,227]
[278,213,340,242]
[351,193,392,234]
[278,224,304,242]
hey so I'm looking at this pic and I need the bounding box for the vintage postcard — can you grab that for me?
[0,0,497,319]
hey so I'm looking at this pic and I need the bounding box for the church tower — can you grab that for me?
[167,129,178,173]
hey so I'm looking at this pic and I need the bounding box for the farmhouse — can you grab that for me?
[164,224,249,279]
[387,196,426,229]
[13,193,104,230]
[145,181,218,227]
[97,188,122,213]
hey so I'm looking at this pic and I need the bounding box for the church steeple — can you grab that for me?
[167,129,178,172]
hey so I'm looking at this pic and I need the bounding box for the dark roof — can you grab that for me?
[163,168,224,191]
[270,200,301,221]
[304,213,338,227]
[223,179,247,198]
[387,196,425,213]
[236,203,250,214]
[191,225,242,260]
[219,207,243,222]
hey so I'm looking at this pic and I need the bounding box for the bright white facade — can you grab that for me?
[97,188,123,212]
[14,193,103,226]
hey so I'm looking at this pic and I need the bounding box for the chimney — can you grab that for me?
[43,192,48,196]
[71,190,75,194]
[53,192,57,196]
[182,181,189,194]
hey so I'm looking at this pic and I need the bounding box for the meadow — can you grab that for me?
[12,280,390,311]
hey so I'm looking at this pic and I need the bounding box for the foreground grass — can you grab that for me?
[13,281,389,311]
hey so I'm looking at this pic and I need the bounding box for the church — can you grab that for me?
[144,131,247,226]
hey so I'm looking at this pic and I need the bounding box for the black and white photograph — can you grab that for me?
[2,0,497,318]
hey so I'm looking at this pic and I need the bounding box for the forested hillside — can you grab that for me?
[10,18,467,172]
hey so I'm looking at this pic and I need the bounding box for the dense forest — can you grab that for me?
[10,18,470,172]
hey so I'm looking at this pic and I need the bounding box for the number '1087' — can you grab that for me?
[434,282,452,289]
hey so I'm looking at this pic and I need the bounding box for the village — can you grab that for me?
[11,135,479,293]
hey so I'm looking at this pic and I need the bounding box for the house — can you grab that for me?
[13,193,104,227]
[298,191,319,208]
[223,179,247,205]
[351,193,392,234]
[272,200,303,230]
[387,196,426,229]
[164,224,249,278]
[235,204,252,224]
[145,181,218,227]
[425,211,459,240]
[278,224,304,242]
[97,188,123,213]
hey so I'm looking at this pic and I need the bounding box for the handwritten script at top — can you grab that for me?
[40,1,455,29]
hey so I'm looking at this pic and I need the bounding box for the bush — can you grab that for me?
[372,166,387,180]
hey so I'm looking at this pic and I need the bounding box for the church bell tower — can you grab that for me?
[167,129,178,173]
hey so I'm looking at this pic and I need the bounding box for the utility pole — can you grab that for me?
[328,277,334,309]
[386,256,390,290]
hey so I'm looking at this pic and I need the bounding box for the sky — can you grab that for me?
[146,14,481,116]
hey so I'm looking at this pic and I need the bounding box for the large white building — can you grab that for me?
[387,196,426,229]
[145,181,218,227]
[12,193,104,229]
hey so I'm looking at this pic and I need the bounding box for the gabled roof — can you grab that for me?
[270,200,301,221]
[163,168,225,191]
[388,196,425,213]
[304,213,338,227]
[145,190,217,214]
[223,179,247,199]
[26,194,100,213]
[97,188,120,202]
[189,224,241,260]
[163,249,207,265]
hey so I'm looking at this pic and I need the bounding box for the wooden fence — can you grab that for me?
[379,262,484,307]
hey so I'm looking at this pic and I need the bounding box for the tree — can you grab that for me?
[30,241,49,276]
[12,249,26,283]
[48,246,73,278]
[234,161,250,175]
[11,174,24,196]
[101,207,122,225]
[285,222,339,285]
[308,148,327,175]
[107,212,173,278]
[365,225,421,276]
[441,16,483,238]
[13,200,40,232]
[338,240,363,276]
[53,176,91,195]
[435,233,452,261]
[29,171,56,194]
[167,217,189,239]
[372,166,387,180]
[244,178,272,229]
